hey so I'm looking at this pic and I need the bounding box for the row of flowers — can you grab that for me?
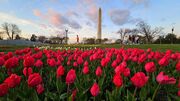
[37,45,96,50]
[0,47,180,100]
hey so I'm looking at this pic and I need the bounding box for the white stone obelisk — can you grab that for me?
[97,8,102,41]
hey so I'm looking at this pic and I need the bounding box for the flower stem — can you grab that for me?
[133,87,137,97]
[67,84,70,94]
[116,87,119,96]
[152,84,161,101]
[93,97,96,101]
[26,67,29,78]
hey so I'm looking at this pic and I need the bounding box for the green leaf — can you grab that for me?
[44,97,48,101]
[106,90,114,101]
[139,87,147,101]
[168,96,172,101]
[45,92,56,100]
[169,94,180,101]
[126,90,136,101]
[68,95,73,101]
[98,76,105,88]
[60,93,67,100]
[147,98,152,101]
[31,91,39,101]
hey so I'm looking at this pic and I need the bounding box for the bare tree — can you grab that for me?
[11,24,21,40]
[1,23,10,39]
[59,37,66,44]
[1,22,21,40]
[30,34,37,42]
[15,34,21,40]
[117,28,131,44]
[136,21,163,43]
[0,32,4,40]
[56,33,66,44]
[131,29,139,35]
[38,36,47,43]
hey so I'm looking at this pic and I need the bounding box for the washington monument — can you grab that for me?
[97,8,102,42]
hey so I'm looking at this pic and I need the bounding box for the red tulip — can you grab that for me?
[90,83,100,97]
[154,52,162,60]
[0,57,5,66]
[73,62,78,67]
[33,52,43,59]
[28,73,42,87]
[34,60,43,69]
[56,65,65,78]
[7,69,12,75]
[56,60,61,66]
[176,61,180,72]
[146,48,151,53]
[158,57,169,67]
[23,56,35,67]
[171,54,177,60]
[77,56,83,65]
[132,56,138,62]
[123,68,130,77]
[113,74,123,88]
[83,66,89,74]
[36,84,44,94]
[66,69,76,84]
[7,52,13,58]
[57,55,64,61]
[84,61,89,66]
[111,60,118,68]
[0,52,4,56]
[67,61,71,66]
[115,65,125,74]
[17,55,24,60]
[178,90,180,96]
[156,72,176,85]
[95,66,102,77]
[145,62,156,73]
[3,54,10,61]
[178,79,180,88]
[47,58,56,67]
[101,58,109,67]
[23,67,33,77]
[34,48,40,52]
[131,72,149,88]
[0,83,9,97]
[123,54,128,61]
[90,55,93,61]
[72,89,77,101]
[148,52,154,60]
[138,53,147,64]
[122,61,127,66]
[4,57,19,69]
[101,58,106,67]
[4,74,21,88]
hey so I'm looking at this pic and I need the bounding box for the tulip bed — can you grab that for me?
[0,47,180,101]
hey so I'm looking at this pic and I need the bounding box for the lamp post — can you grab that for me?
[159,35,161,44]
[65,29,68,44]
[171,27,174,44]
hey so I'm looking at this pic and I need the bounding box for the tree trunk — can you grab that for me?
[6,31,11,40]
[12,34,13,40]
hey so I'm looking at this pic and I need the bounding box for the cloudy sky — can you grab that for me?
[0,0,180,43]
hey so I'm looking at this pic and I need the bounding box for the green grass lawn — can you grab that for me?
[0,45,32,52]
[0,44,180,52]
[49,44,180,51]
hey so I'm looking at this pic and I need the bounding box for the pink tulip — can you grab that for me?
[156,72,176,85]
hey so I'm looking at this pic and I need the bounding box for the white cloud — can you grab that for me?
[109,9,130,25]
[123,0,149,7]
[109,9,141,26]
[0,12,63,38]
